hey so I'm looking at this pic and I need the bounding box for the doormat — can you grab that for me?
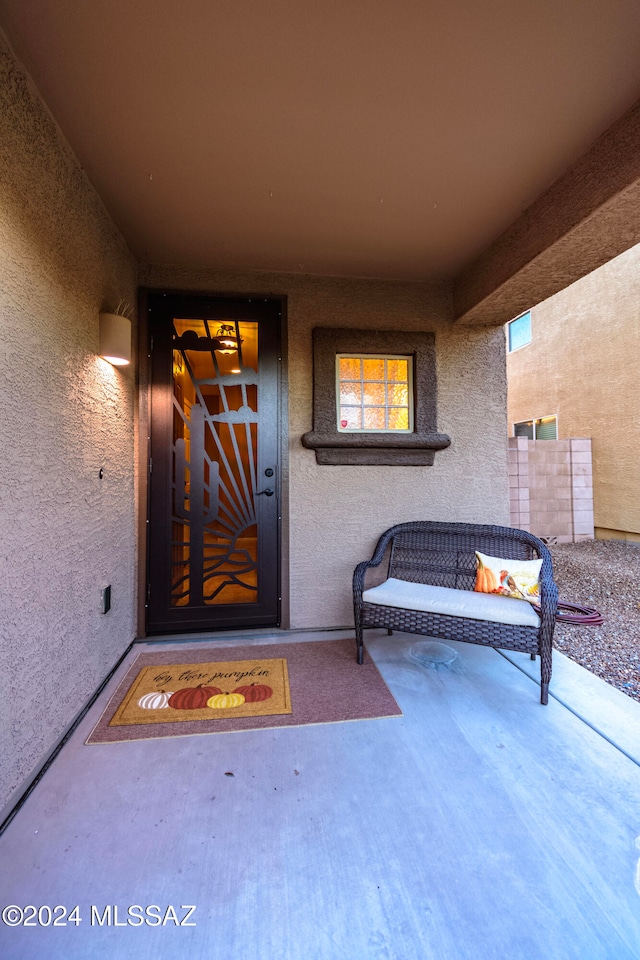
[86,639,402,744]
[108,656,292,726]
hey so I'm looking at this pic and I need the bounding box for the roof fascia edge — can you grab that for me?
[453,97,640,326]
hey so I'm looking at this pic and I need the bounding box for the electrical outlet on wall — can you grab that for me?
[101,585,111,614]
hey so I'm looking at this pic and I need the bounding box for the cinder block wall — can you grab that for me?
[506,244,640,541]
[508,438,594,542]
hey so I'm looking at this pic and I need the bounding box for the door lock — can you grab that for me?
[256,488,274,497]
[264,468,274,477]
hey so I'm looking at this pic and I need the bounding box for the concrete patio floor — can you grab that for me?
[1,628,640,960]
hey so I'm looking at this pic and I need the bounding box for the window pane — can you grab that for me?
[363,407,386,429]
[363,382,385,405]
[387,383,408,405]
[514,421,534,439]
[535,417,557,440]
[339,406,362,429]
[339,357,360,380]
[508,312,532,352]
[362,358,385,380]
[386,359,408,381]
[339,381,361,405]
[388,407,409,429]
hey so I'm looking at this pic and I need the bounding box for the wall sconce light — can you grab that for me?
[99,312,131,366]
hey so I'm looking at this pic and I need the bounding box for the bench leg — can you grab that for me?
[355,609,364,664]
[387,629,393,636]
[540,648,552,705]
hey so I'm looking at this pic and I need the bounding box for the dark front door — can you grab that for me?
[146,292,282,633]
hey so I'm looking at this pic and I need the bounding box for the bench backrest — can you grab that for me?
[387,523,541,591]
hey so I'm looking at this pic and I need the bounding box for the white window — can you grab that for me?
[514,416,557,440]
[507,311,532,352]
[336,355,413,432]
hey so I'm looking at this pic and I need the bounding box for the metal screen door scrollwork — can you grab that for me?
[147,295,281,633]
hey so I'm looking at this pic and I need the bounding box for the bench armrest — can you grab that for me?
[352,526,398,603]
[537,559,559,633]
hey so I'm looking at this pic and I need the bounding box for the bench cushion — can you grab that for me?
[362,577,540,628]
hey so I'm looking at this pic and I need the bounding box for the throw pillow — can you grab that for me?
[474,550,543,600]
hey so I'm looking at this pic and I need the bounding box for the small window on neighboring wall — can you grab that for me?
[507,311,532,352]
[514,416,557,440]
[336,355,413,432]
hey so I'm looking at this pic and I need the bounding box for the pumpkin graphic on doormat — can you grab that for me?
[207,691,246,709]
[138,691,174,710]
[168,685,223,710]
[233,683,273,702]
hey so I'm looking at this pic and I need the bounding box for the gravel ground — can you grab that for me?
[549,539,640,703]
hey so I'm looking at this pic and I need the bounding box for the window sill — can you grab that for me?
[301,431,451,465]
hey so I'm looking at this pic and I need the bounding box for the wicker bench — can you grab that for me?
[353,521,558,704]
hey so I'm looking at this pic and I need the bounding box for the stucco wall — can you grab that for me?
[141,265,510,629]
[0,36,138,812]
[506,243,640,540]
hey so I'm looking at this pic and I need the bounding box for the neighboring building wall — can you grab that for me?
[141,264,511,630]
[508,438,594,542]
[0,37,138,812]
[507,244,640,541]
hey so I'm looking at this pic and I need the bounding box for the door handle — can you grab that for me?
[256,487,274,497]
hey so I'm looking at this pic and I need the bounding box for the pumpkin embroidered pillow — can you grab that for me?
[474,550,543,601]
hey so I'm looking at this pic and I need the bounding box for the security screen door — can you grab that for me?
[146,293,281,633]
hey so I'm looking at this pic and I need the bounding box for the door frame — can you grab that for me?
[136,287,289,638]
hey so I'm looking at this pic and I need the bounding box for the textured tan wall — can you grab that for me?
[507,243,640,539]
[0,36,137,811]
[141,265,510,629]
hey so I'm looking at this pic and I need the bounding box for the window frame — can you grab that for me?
[336,353,414,434]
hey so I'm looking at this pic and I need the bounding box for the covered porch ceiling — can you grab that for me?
[2,0,640,323]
